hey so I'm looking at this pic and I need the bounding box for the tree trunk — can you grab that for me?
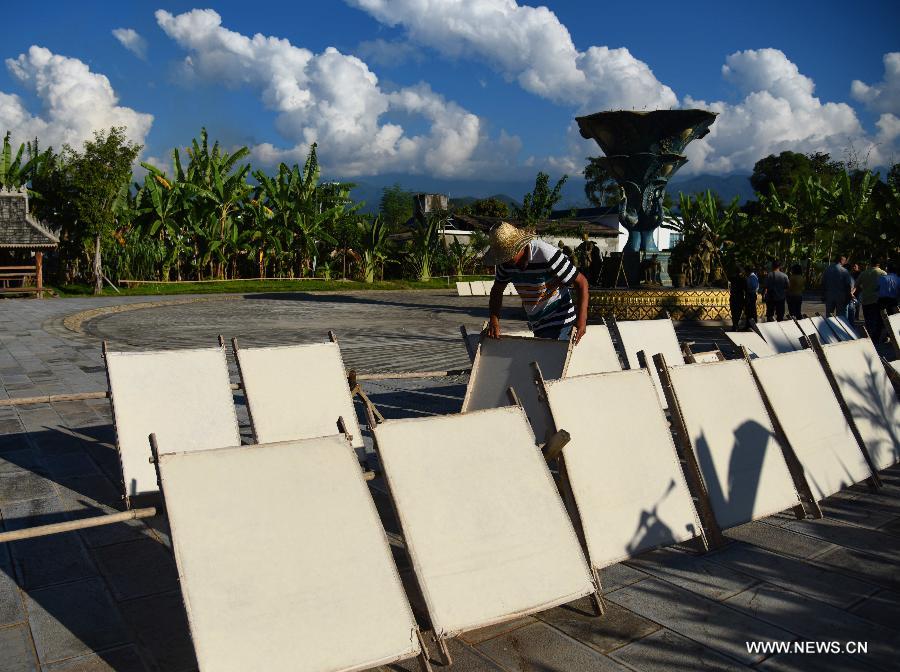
[93,234,103,296]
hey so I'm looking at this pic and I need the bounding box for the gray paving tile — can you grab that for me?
[0,544,25,627]
[775,517,900,563]
[725,582,897,670]
[848,589,900,632]
[818,496,899,530]
[42,646,148,672]
[0,623,38,672]
[537,596,659,654]
[26,578,129,665]
[477,621,628,671]
[3,496,99,590]
[610,628,751,672]
[93,539,177,601]
[42,452,101,478]
[724,520,835,559]
[377,637,503,672]
[598,562,647,594]
[0,448,44,476]
[0,471,56,505]
[119,591,196,672]
[704,542,879,609]
[625,547,758,601]
[607,577,797,665]
[458,616,535,645]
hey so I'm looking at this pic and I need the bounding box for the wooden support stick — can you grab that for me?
[460,324,476,362]
[743,351,822,519]
[882,309,900,357]
[35,251,43,299]
[436,636,453,667]
[542,429,571,463]
[415,629,434,672]
[806,334,882,489]
[0,507,158,544]
[0,391,109,406]
[355,369,471,381]
[652,353,725,550]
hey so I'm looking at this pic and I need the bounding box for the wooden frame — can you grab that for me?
[104,339,240,509]
[742,350,824,518]
[651,353,726,548]
[364,399,597,663]
[805,334,888,485]
[533,362,704,598]
[654,354,808,533]
[681,342,726,364]
[461,331,574,444]
[150,432,433,672]
[748,345,879,503]
[883,309,900,358]
[230,332,362,448]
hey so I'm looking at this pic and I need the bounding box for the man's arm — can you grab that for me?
[572,273,589,345]
[487,282,506,338]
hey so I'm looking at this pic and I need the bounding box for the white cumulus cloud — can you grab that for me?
[851,52,900,115]
[681,49,893,174]
[155,8,519,177]
[350,1,898,175]
[112,27,148,60]
[1,46,153,151]
[346,0,677,111]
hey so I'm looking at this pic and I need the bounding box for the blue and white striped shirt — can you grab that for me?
[495,239,580,334]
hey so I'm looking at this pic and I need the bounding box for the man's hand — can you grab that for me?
[572,273,589,346]
[573,319,587,345]
[487,315,501,339]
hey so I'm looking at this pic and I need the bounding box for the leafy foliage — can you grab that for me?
[516,171,568,225]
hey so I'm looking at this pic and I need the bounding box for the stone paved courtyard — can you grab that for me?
[0,290,898,672]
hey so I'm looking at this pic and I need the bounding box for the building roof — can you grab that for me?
[0,187,58,249]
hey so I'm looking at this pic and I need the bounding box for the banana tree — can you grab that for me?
[360,214,389,283]
[136,164,185,280]
[447,237,478,276]
[830,171,876,261]
[0,132,41,189]
[406,211,444,281]
[242,197,280,278]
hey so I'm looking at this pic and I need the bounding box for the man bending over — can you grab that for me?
[483,222,589,344]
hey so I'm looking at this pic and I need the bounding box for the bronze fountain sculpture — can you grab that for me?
[575,110,731,319]
[575,109,717,254]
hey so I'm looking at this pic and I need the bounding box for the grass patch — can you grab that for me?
[50,277,494,297]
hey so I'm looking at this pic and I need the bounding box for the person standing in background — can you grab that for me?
[764,261,789,321]
[745,265,760,328]
[787,264,805,319]
[728,265,746,331]
[822,254,852,318]
[857,260,886,341]
[878,262,899,314]
[849,262,862,321]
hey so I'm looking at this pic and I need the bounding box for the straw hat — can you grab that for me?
[483,222,534,265]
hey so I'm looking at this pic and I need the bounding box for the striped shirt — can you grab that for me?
[495,239,580,334]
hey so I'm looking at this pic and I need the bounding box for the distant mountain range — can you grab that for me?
[343,171,757,214]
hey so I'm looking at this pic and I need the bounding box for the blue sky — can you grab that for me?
[1,0,898,187]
